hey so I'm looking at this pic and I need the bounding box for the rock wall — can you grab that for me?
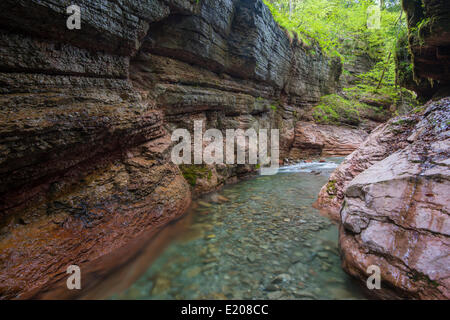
[0,0,193,299]
[401,0,450,100]
[129,0,342,193]
[0,0,341,298]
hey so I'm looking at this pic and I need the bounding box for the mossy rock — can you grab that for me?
[179,165,212,187]
[408,270,440,288]
[326,180,337,197]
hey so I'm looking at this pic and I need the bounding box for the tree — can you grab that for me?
[264,0,407,96]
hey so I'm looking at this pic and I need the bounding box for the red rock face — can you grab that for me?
[0,132,191,299]
[314,1,450,299]
[289,121,368,159]
[339,98,450,299]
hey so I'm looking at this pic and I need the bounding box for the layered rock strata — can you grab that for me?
[401,0,450,100]
[340,98,450,299]
[315,113,419,220]
[315,0,450,299]
[317,98,449,299]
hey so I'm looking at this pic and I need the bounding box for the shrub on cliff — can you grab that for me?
[313,94,362,126]
[312,92,402,126]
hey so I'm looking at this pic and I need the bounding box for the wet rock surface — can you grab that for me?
[0,0,343,299]
[0,135,191,299]
[289,121,368,159]
[314,98,450,299]
[315,111,421,220]
[401,0,450,100]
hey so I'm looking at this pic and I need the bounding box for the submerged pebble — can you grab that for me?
[112,158,366,300]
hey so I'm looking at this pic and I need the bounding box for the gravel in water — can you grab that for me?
[111,157,366,300]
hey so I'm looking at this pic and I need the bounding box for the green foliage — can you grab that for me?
[344,84,396,105]
[343,81,417,114]
[264,1,414,106]
[180,165,212,187]
[394,29,414,86]
[312,91,404,125]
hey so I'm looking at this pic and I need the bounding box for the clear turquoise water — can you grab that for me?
[111,158,367,300]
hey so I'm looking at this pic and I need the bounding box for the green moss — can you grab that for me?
[412,104,427,114]
[326,180,337,197]
[389,116,418,134]
[395,30,415,88]
[409,271,440,288]
[180,165,212,187]
[313,94,361,126]
[415,16,436,47]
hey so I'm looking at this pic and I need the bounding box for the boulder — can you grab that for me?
[339,98,450,299]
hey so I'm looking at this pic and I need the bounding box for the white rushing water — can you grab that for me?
[277,160,339,173]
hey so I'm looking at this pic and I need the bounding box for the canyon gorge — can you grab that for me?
[0,0,448,300]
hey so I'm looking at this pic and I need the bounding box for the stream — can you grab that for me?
[110,157,366,300]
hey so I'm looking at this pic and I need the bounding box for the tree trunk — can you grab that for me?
[376,51,392,90]
[289,0,292,20]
